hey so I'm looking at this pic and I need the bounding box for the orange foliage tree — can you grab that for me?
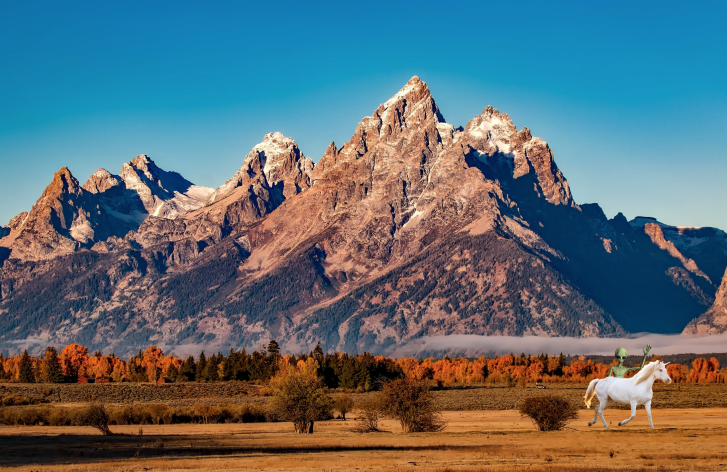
[60,344,89,381]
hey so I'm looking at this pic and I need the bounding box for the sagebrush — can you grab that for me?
[519,395,578,431]
[381,378,445,433]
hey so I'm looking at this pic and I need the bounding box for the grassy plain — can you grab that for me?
[1,408,726,471]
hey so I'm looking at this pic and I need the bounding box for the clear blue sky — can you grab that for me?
[1,1,726,229]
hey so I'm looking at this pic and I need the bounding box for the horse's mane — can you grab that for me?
[632,361,658,385]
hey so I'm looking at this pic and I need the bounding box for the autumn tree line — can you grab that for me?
[1,342,725,386]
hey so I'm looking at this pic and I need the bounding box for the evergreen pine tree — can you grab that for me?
[312,342,324,364]
[196,351,207,382]
[0,354,5,381]
[202,353,218,381]
[18,350,35,383]
[175,356,193,382]
[167,364,179,381]
[222,348,236,381]
[42,346,63,383]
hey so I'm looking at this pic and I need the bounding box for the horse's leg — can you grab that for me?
[618,402,637,426]
[645,401,654,429]
[598,399,609,429]
[588,405,599,427]
[588,393,602,427]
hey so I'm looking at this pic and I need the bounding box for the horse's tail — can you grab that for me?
[584,379,600,409]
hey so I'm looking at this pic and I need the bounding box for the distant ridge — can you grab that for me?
[1,77,726,356]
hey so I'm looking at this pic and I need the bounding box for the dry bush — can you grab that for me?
[1,395,31,406]
[226,404,268,423]
[519,395,578,431]
[17,406,50,425]
[0,406,50,425]
[193,404,221,424]
[48,407,75,426]
[352,397,384,433]
[334,395,354,420]
[109,405,133,425]
[381,378,445,433]
[0,407,19,425]
[269,363,333,434]
[2,403,273,428]
[146,404,169,425]
[77,402,113,435]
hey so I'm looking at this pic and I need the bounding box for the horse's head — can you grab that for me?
[654,360,672,384]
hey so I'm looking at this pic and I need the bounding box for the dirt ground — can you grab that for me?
[1,408,726,471]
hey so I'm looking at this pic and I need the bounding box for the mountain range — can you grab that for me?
[1,76,726,356]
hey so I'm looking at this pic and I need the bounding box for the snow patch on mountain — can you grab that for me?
[252,132,301,183]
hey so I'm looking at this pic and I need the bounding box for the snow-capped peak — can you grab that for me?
[250,132,300,180]
[208,132,312,205]
[383,76,425,109]
[465,106,517,153]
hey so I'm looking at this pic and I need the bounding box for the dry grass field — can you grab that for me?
[3,382,726,409]
[430,382,727,410]
[1,408,726,471]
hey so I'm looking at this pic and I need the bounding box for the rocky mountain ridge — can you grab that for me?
[1,76,725,356]
[683,268,727,334]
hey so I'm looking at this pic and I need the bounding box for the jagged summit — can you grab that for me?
[379,76,444,122]
[114,154,213,218]
[251,132,312,188]
[208,132,313,206]
[83,168,121,194]
[375,76,445,138]
[4,167,90,260]
[46,167,84,198]
[0,155,212,261]
[462,105,573,206]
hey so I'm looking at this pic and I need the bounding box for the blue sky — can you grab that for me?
[1,1,725,229]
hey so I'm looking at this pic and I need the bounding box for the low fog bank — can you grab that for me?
[391,333,727,359]
[5,333,727,359]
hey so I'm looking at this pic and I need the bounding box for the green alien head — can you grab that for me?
[615,347,627,363]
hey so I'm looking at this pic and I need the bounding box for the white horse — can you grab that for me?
[584,360,672,429]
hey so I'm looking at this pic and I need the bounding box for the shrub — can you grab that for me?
[229,404,268,423]
[109,405,134,425]
[146,404,168,425]
[193,404,221,424]
[2,395,31,406]
[334,395,355,421]
[0,407,20,425]
[17,406,49,425]
[352,397,384,433]
[48,407,73,426]
[76,402,113,435]
[519,395,579,431]
[269,361,333,434]
[1,403,273,428]
[380,379,444,433]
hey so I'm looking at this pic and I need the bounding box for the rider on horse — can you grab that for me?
[608,345,651,378]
